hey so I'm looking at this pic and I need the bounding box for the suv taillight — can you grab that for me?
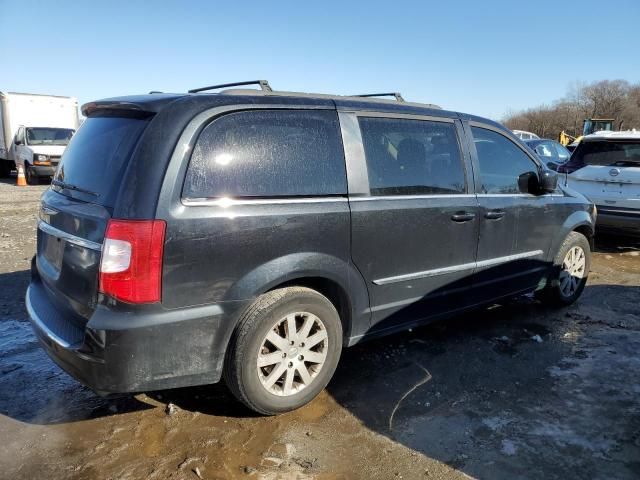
[99,219,166,304]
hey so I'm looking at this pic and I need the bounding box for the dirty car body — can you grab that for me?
[26,86,595,410]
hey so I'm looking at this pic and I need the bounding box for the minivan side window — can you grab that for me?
[471,127,539,194]
[183,110,346,199]
[358,117,466,196]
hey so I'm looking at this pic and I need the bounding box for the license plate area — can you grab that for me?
[41,232,65,272]
[603,183,623,195]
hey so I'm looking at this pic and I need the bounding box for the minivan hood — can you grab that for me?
[27,145,67,156]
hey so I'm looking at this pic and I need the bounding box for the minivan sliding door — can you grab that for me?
[340,112,479,334]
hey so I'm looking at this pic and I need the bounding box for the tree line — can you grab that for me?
[502,80,640,139]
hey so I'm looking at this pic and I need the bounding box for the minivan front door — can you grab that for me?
[340,112,479,335]
[468,124,556,300]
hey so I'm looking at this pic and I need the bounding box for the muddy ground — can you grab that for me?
[0,178,638,480]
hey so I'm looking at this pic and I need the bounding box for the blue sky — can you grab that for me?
[1,0,638,120]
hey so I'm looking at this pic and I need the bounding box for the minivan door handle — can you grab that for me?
[484,210,505,220]
[450,212,476,222]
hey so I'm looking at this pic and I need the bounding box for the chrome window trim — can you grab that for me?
[183,194,565,205]
[182,196,348,207]
[350,194,476,201]
[373,250,544,285]
[38,220,102,251]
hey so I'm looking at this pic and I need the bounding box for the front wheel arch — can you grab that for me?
[537,231,591,306]
[573,224,594,250]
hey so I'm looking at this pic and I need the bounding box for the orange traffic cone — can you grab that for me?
[16,165,27,187]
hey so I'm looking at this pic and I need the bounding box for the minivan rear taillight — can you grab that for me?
[99,219,166,304]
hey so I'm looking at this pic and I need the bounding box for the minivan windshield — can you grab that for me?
[576,141,640,167]
[26,127,75,146]
[53,115,149,207]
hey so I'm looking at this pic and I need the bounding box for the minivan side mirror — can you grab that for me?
[518,170,558,194]
[14,138,23,146]
[517,171,539,194]
[539,169,558,193]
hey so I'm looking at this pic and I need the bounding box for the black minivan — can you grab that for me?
[27,81,595,414]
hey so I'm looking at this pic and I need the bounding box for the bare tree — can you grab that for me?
[502,79,640,138]
[581,80,629,118]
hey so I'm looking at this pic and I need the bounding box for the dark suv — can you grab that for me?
[27,81,595,414]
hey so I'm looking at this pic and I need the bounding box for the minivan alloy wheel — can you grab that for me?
[257,312,328,396]
[560,246,586,297]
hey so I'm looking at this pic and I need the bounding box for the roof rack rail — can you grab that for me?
[148,91,164,94]
[188,80,273,94]
[354,92,405,102]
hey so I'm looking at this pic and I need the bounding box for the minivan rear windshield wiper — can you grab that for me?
[51,179,100,197]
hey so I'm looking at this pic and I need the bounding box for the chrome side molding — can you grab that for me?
[373,250,544,285]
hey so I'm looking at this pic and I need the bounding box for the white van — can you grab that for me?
[0,92,79,183]
[560,131,640,234]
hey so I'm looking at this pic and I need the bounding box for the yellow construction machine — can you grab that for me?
[559,118,615,147]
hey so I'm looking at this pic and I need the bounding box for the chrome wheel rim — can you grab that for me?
[257,312,328,396]
[559,246,586,297]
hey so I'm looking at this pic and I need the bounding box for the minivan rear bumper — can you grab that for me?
[26,279,249,394]
[596,205,640,235]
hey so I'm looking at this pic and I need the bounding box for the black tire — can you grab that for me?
[0,161,11,178]
[536,231,591,306]
[224,287,343,415]
[25,164,37,185]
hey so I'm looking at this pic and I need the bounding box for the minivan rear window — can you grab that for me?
[575,141,640,167]
[53,115,149,207]
[183,110,346,199]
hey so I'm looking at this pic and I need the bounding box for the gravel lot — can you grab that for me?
[1,178,639,480]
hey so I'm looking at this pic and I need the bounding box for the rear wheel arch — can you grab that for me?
[224,252,370,343]
[266,276,353,344]
[218,276,353,399]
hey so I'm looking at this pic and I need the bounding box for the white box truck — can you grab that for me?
[0,92,79,183]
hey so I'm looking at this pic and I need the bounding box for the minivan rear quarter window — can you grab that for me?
[54,115,149,207]
[183,110,346,199]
